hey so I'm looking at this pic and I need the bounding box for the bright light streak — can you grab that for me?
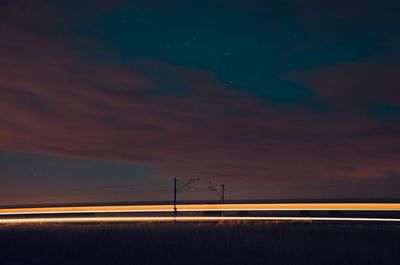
[1,216,400,224]
[177,203,400,212]
[1,203,400,216]
[0,205,173,215]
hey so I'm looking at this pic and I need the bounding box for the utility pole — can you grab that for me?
[173,178,200,220]
[173,178,177,218]
[208,182,225,220]
[221,184,225,204]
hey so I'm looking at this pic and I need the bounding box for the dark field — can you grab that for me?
[0,222,399,265]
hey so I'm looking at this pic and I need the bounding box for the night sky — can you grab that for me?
[1,0,400,205]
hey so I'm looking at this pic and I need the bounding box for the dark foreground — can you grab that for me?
[0,222,399,265]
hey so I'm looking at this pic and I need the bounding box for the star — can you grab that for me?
[225,52,229,56]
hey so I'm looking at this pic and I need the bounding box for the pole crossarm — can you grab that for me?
[208,182,224,201]
[176,178,200,192]
[173,178,200,219]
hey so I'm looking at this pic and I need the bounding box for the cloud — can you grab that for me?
[1,0,400,186]
[285,58,400,110]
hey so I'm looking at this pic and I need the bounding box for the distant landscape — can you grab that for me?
[1,222,399,265]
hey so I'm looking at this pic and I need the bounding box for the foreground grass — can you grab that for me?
[0,222,399,265]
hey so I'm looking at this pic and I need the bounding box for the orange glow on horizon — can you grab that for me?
[0,203,400,216]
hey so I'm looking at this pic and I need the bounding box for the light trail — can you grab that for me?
[0,205,173,215]
[1,216,400,224]
[1,203,400,216]
[177,203,400,212]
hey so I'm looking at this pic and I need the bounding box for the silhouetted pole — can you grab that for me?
[208,182,225,221]
[173,178,177,219]
[221,184,225,204]
[221,184,225,218]
[173,178,199,222]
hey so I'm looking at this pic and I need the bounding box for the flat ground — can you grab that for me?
[0,222,399,265]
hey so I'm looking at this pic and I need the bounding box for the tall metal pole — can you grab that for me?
[221,184,225,204]
[209,182,225,221]
[221,184,225,219]
[174,178,200,222]
[173,178,177,218]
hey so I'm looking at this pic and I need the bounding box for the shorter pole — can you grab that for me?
[173,178,177,219]
[221,184,225,220]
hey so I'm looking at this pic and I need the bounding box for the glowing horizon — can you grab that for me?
[1,203,400,216]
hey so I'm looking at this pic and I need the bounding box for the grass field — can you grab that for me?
[0,222,399,265]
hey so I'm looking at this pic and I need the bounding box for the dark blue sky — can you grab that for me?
[1,0,400,205]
